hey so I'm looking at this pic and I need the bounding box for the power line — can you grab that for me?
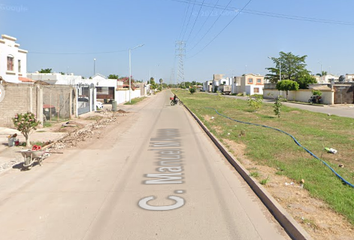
[181,0,198,41]
[188,0,253,59]
[30,49,127,55]
[170,0,354,26]
[178,0,194,41]
[188,0,234,52]
[185,0,206,43]
[188,0,221,45]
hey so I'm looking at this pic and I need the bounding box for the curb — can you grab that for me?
[182,103,313,240]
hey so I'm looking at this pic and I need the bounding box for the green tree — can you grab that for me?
[276,80,299,100]
[296,73,317,89]
[189,86,196,94]
[316,71,328,77]
[39,68,52,73]
[266,52,311,87]
[108,74,119,79]
[149,77,158,90]
[12,112,41,147]
[273,96,283,118]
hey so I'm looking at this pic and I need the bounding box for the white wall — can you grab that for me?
[0,35,27,83]
[263,89,334,104]
[115,89,142,104]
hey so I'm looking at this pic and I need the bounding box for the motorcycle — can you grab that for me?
[170,97,179,106]
[308,95,323,104]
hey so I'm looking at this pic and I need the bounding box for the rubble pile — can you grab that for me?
[51,112,120,150]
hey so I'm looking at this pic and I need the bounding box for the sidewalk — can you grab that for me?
[0,126,68,173]
[0,101,135,173]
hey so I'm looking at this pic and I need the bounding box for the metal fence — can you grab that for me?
[42,85,73,121]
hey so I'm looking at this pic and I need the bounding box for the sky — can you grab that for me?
[1,0,354,83]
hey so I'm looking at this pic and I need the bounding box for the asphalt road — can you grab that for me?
[0,91,290,240]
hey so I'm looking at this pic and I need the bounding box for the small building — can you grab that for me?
[239,74,265,95]
[0,34,28,83]
[203,80,212,92]
[316,74,339,84]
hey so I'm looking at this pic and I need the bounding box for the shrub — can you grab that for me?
[189,86,196,94]
[12,112,41,147]
[312,90,322,96]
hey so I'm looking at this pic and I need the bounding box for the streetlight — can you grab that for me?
[318,61,322,74]
[268,56,281,81]
[94,58,96,76]
[129,44,144,103]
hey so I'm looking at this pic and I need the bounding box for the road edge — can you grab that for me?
[182,103,313,240]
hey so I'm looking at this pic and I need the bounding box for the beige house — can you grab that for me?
[239,74,265,95]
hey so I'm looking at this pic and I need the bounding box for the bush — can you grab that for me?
[12,112,41,147]
[189,87,196,94]
[247,95,263,111]
[312,90,322,96]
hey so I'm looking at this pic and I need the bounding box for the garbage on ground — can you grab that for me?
[62,122,77,127]
[339,164,344,168]
[285,182,294,186]
[324,147,337,154]
[300,179,305,188]
[7,134,19,147]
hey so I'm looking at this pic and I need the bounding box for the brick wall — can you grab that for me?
[0,84,75,128]
[0,84,40,128]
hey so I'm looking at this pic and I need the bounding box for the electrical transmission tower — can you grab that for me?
[175,41,186,85]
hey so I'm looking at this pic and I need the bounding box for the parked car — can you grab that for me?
[43,104,56,121]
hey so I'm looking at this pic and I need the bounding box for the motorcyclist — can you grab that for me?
[173,94,178,104]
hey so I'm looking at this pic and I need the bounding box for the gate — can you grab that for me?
[78,87,90,115]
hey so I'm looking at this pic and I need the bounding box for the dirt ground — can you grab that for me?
[222,139,354,240]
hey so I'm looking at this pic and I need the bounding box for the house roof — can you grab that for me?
[19,77,35,83]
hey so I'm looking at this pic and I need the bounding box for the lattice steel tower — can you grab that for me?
[175,41,186,84]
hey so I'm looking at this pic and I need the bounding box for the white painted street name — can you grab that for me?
[138,129,186,211]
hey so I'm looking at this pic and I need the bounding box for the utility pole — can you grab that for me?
[175,41,186,85]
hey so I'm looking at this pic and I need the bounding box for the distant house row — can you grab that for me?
[201,73,354,104]
[0,34,151,127]
[202,74,265,95]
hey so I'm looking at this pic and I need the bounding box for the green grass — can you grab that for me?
[43,122,52,128]
[124,97,146,105]
[173,90,354,225]
[250,171,260,178]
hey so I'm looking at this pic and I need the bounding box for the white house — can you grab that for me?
[203,80,212,92]
[345,74,354,82]
[0,34,28,83]
[316,74,339,84]
[232,76,241,94]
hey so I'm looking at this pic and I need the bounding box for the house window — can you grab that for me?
[254,88,259,93]
[257,78,262,84]
[18,60,21,73]
[248,78,253,84]
[7,55,14,71]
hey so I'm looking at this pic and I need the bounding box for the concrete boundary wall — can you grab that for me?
[264,89,334,105]
[0,84,42,128]
[115,89,141,104]
[182,101,313,240]
[0,84,76,128]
